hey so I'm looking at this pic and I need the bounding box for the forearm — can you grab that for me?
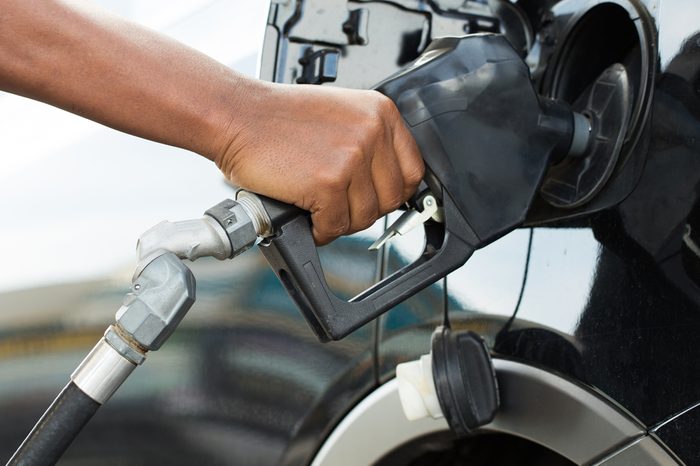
[0,0,249,159]
[0,0,424,244]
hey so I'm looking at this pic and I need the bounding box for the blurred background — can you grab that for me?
[0,0,267,295]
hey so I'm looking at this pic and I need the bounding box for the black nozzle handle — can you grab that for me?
[258,192,479,341]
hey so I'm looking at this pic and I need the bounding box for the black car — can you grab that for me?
[2,0,699,464]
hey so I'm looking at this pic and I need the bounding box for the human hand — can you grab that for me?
[213,81,424,245]
[0,0,421,247]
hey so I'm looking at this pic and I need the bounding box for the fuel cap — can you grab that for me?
[431,326,500,437]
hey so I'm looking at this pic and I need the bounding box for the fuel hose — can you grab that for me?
[7,382,100,465]
[6,197,266,465]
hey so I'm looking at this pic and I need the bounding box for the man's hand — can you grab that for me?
[0,0,423,244]
[215,82,424,245]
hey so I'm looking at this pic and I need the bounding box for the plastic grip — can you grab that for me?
[259,193,479,341]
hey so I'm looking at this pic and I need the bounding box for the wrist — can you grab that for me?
[205,75,273,170]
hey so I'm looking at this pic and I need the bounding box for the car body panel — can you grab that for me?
[262,0,700,463]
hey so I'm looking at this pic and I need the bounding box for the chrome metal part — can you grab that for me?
[70,338,136,405]
[369,194,441,251]
[205,199,260,257]
[134,216,231,278]
[103,325,145,366]
[261,0,529,89]
[569,111,592,158]
[235,190,273,237]
[117,252,196,351]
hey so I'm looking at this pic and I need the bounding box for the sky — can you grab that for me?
[0,0,269,292]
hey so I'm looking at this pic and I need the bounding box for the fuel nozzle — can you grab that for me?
[539,98,593,164]
[540,63,633,208]
[254,34,617,342]
[373,34,597,247]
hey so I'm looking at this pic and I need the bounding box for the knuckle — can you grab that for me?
[362,94,392,126]
[316,168,347,191]
[375,93,397,116]
[313,211,350,240]
[382,194,405,213]
[346,145,366,166]
[406,163,425,187]
[329,222,350,237]
[377,179,405,213]
[356,205,380,231]
[354,220,374,232]
[360,116,384,143]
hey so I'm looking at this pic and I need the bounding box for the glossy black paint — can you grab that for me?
[376,0,700,464]
[655,404,700,465]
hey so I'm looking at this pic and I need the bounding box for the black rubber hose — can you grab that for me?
[7,382,100,466]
